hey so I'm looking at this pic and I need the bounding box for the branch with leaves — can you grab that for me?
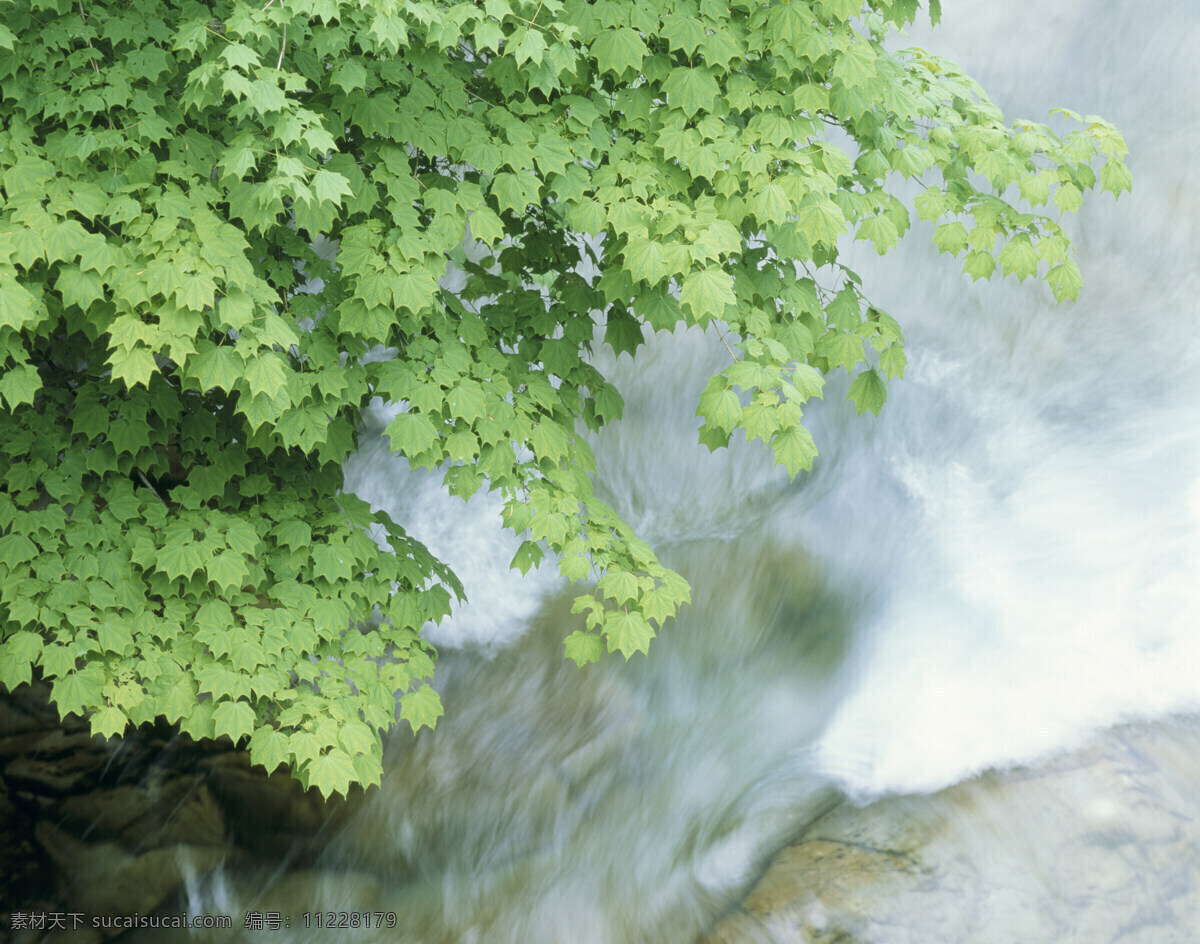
[0,0,1127,797]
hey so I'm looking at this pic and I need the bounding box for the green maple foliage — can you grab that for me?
[0,0,1127,797]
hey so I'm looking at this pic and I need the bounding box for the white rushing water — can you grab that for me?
[153,1,1200,940]
[806,0,1200,798]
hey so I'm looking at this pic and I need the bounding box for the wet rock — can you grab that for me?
[3,727,108,797]
[201,751,356,860]
[5,754,96,795]
[0,682,62,734]
[700,720,1200,944]
[0,730,51,757]
[59,777,227,851]
[34,821,228,934]
[0,681,242,926]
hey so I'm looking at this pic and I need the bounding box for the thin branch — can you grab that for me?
[135,469,167,504]
[277,22,287,69]
[715,324,737,361]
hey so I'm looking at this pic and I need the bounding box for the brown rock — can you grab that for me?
[0,731,49,757]
[201,751,355,858]
[59,777,227,850]
[0,684,59,735]
[34,821,228,935]
[6,755,93,795]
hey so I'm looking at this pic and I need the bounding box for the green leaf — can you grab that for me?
[604,609,653,659]
[332,59,368,92]
[248,78,288,114]
[249,726,292,773]
[1100,159,1132,196]
[856,214,899,254]
[998,234,1039,282]
[206,550,249,593]
[1019,171,1053,207]
[771,424,819,478]
[680,267,736,322]
[52,666,105,718]
[44,221,88,265]
[818,330,865,371]
[662,13,706,55]
[933,221,969,255]
[598,570,639,606]
[1054,182,1083,214]
[879,343,907,380]
[400,683,443,732]
[386,412,440,457]
[697,380,743,432]
[510,539,544,575]
[243,354,288,399]
[963,250,996,282]
[311,169,353,206]
[213,699,256,744]
[624,238,669,285]
[337,720,378,758]
[91,706,130,740]
[447,381,487,424]
[789,364,826,399]
[192,346,243,392]
[796,199,848,247]
[312,543,353,583]
[663,67,721,119]
[564,630,604,666]
[473,18,504,53]
[35,640,74,679]
[604,308,644,359]
[305,747,359,798]
[157,540,209,581]
[0,532,38,568]
[274,518,313,550]
[0,364,41,408]
[0,630,42,690]
[510,25,547,66]
[592,27,647,77]
[0,281,38,330]
[1047,259,1083,302]
[96,615,132,655]
[160,677,198,725]
[470,206,505,244]
[847,368,888,415]
[56,266,105,310]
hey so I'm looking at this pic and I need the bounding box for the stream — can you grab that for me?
[111,0,1200,941]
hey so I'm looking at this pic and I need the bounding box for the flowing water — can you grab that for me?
[147,1,1200,940]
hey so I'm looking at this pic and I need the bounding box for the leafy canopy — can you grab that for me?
[0,0,1127,797]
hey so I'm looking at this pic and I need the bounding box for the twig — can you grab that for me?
[277,22,287,69]
[135,469,167,504]
[715,324,737,361]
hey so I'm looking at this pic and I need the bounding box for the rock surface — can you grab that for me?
[0,681,356,944]
[700,719,1200,944]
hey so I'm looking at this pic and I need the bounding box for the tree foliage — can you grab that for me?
[0,0,1128,796]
